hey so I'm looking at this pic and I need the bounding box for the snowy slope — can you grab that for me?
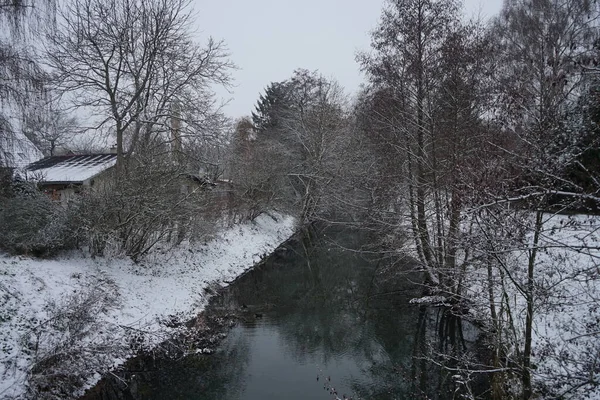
[462,213,600,399]
[528,214,600,400]
[0,212,295,399]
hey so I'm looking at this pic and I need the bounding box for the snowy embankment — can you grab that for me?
[528,214,600,399]
[0,212,295,399]
[464,213,600,399]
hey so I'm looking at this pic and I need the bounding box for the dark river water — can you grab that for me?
[82,228,487,400]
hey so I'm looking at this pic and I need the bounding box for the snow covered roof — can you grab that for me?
[26,154,117,184]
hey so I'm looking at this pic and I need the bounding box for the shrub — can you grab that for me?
[24,276,122,399]
[0,182,75,257]
[70,159,225,261]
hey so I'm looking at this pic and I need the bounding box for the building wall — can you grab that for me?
[84,168,116,192]
[40,168,115,205]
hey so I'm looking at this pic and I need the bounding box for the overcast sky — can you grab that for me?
[191,0,504,119]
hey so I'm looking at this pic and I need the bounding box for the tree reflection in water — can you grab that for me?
[81,227,489,400]
[80,334,250,400]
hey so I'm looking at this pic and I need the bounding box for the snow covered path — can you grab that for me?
[0,213,295,399]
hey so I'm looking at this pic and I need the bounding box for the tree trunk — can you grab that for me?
[116,120,124,177]
[446,188,461,290]
[523,210,543,399]
[415,3,434,276]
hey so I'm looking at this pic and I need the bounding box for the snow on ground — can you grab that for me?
[0,212,295,399]
[463,213,600,399]
[530,214,600,400]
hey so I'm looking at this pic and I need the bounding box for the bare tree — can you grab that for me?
[232,71,354,225]
[23,105,78,156]
[0,0,55,170]
[281,70,350,224]
[478,1,600,397]
[357,0,490,290]
[228,116,281,220]
[248,70,354,225]
[47,0,233,174]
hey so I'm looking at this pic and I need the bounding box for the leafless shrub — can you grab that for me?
[68,155,228,261]
[23,276,123,399]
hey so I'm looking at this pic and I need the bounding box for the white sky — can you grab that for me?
[192,0,504,119]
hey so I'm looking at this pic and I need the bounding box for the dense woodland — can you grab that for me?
[2,0,600,398]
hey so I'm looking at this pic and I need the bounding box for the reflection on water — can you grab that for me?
[82,228,488,400]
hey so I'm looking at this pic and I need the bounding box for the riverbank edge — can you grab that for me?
[0,213,297,399]
[78,226,307,399]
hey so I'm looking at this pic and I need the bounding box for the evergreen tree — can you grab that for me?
[251,81,291,134]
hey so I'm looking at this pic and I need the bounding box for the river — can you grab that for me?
[82,227,488,399]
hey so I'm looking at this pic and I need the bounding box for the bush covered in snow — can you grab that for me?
[24,276,123,399]
[0,182,76,257]
[0,159,237,261]
[68,160,228,261]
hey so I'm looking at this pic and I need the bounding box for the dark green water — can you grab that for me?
[83,228,486,400]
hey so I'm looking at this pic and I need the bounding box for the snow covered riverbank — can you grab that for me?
[0,212,295,399]
[463,213,600,399]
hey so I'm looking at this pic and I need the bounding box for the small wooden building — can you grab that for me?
[26,154,117,203]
